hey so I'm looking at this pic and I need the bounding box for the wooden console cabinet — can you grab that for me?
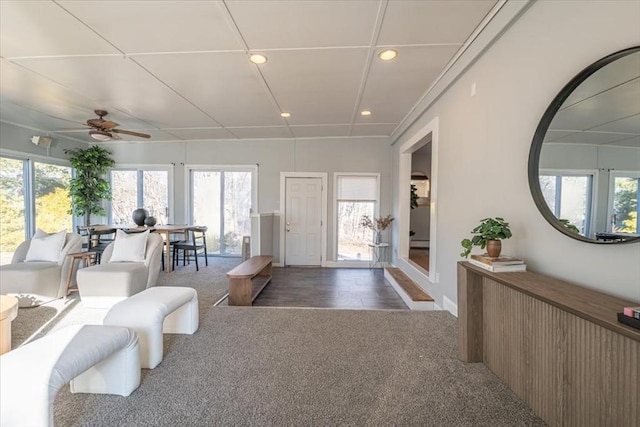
[458,262,639,427]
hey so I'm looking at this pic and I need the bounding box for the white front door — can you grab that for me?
[285,177,322,266]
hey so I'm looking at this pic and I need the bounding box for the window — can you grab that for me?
[0,155,72,264]
[610,172,639,234]
[109,168,171,225]
[539,172,594,236]
[189,168,253,256]
[335,174,379,261]
[34,162,72,232]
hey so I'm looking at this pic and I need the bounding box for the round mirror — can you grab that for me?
[528,46,640,244]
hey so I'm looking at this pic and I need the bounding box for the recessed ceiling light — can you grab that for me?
[378,49,398,61]
[249,54,267,64]
[280,112,291,118]
[360,110,372,116]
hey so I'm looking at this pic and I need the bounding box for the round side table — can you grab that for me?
[0,295,19,355]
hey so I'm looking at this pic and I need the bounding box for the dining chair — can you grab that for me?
[172,226,208,271]
[87,227,116,264]
[158,225,188,271]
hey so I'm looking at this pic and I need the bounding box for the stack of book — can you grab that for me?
[468,254,526,272]
[617,306,640,330]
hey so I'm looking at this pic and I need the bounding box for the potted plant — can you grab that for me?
[460,217,512,258]
[64,146,115,226]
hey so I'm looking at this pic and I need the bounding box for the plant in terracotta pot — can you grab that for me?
[460,217,512,258]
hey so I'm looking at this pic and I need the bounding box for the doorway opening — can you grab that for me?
[397,117,438,285]
[409,146,432,272]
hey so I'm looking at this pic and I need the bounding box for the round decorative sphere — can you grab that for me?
[132,208,148,226]
[144,216,157,227]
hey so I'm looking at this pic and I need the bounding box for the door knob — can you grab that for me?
[286,228,290,232]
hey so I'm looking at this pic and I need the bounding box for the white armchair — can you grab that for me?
[77,232,163,309]
[0,233,82,307]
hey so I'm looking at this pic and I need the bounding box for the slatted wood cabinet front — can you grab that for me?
[458,262,639,427]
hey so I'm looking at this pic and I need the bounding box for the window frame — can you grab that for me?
[607,170,640,234]
[0,149,73,239]
[333,172,380,264]
[539,168,596,238]
[107,164,174,225]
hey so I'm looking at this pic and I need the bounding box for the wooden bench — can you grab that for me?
[384,267,434,310]
[226,255,273,306]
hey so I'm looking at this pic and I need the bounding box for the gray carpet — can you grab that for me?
[10,259,545,426]
[50,309,545,426]
[10,257,241,348]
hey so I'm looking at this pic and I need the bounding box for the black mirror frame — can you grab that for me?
[528,46,640,244]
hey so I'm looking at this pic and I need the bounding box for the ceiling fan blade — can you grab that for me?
[112,129,151,139]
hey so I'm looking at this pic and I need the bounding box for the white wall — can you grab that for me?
[393,0,640,303]
[102,137,392,262]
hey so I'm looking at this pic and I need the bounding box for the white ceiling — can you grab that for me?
[0,0,498,144]
[545,51,640,148]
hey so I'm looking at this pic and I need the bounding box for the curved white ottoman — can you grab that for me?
[0,324,141,427]
[103,286,199,369]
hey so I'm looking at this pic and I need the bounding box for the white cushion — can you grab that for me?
[109,229,149,262]
[24,229,66,262]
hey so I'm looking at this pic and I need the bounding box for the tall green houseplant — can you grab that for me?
[65,146,115,226]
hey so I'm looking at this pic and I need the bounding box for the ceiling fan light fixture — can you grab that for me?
[378,49,398,61]
[249,54,268,64]
[89,130,112,141]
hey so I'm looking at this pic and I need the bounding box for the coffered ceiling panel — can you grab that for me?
[0,0,501,144]
[291,125,351,139]
[134,52,281,127]
[0,1,120,58]
[378,0,496,45]
[259,48,369,125]
[13,56,220,128]
[226,0,380,49]
[58,0,242,54]
[163,128,237,140]
[226,126,292,139]
[358,45,460,123]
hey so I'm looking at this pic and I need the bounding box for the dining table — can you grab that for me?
[79,224,190,272]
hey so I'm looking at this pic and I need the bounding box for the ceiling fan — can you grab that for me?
[85,110,151,141]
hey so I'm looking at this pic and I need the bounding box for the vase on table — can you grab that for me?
[132,208,148,226]
[374,231,382,245]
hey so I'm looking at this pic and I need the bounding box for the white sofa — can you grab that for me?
[77,233,163,308]
[0,233,82,307]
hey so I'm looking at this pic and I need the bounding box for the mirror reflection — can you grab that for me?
[537,49,640,243]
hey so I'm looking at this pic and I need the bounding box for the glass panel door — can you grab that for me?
[190,169,251,256]
[111,170,138,225]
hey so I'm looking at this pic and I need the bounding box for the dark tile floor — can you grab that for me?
[250,267,408,310]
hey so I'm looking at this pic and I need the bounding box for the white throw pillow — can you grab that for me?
[109,229,149,262]
[25,229,67,262]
